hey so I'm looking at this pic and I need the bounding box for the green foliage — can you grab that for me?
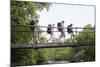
[76,24,95,41]
[11,1,95,65]
[11,1,51,25]
[72,24,95,62]
[11,1,51,43]
[83,45,95,61]
[11,1,51,66]
[41,48,76,61]
[11,49,38,65]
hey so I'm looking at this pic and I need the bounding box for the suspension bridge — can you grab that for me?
[11,25,95,49]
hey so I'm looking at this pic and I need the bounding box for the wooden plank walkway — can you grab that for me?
[11,40,95,49]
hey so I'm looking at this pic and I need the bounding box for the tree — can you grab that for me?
[76,24,95,41]
[11,1,51,43]
[71,24,95,62]
[11,1,51,66]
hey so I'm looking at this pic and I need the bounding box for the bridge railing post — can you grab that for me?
[75,27,77,38]
[75,27,78,44]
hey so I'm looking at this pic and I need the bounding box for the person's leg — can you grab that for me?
[58,32,61,39]
[32,31,35,43]
[68,32,72,42]
[51,33,53,41]
[71,33,73,40]
[62,32,65,41]
[36,33,39,43]
[47,34,50,42]
[60,32,65,42]
[49,34,52,41]
[71,34,73,42]
[60,33,62,39]
[67,30,72,40]
[71,32,75,42]
[35,32,38,43]
[35,29,39,43]
[64,32,66,41]
[47,33,52,42]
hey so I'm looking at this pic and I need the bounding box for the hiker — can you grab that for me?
[67,24,74,41]
[47,24,54,42]
[30,20,39,43]
[30,20,36,32]
[57,20,65,41]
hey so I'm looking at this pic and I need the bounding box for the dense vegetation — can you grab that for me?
[11,1,51,65]
[71,24,95,62]
[11,1,95,66]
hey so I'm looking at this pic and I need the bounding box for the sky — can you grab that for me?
[37,3,95,40]
[38,3,95,27]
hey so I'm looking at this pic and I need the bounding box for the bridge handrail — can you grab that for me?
[11,25,95,29]
[11,30,95,33]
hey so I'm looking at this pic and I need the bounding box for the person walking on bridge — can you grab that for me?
[67,23,75,42]
[57,20,65,41]
[30,20,39,43]
[47,24,55,42]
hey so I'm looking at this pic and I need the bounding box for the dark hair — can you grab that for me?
[36,20,39,22]
[62,20,64,23]
[70,24,73,26]
[48,24,51,26]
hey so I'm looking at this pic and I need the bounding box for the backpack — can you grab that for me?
[47,24,52,34]
[30,20,35,25]
[67,25,72,33]
[57,22,62,32]
[30,20,36,31]
[57,22,62,27]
